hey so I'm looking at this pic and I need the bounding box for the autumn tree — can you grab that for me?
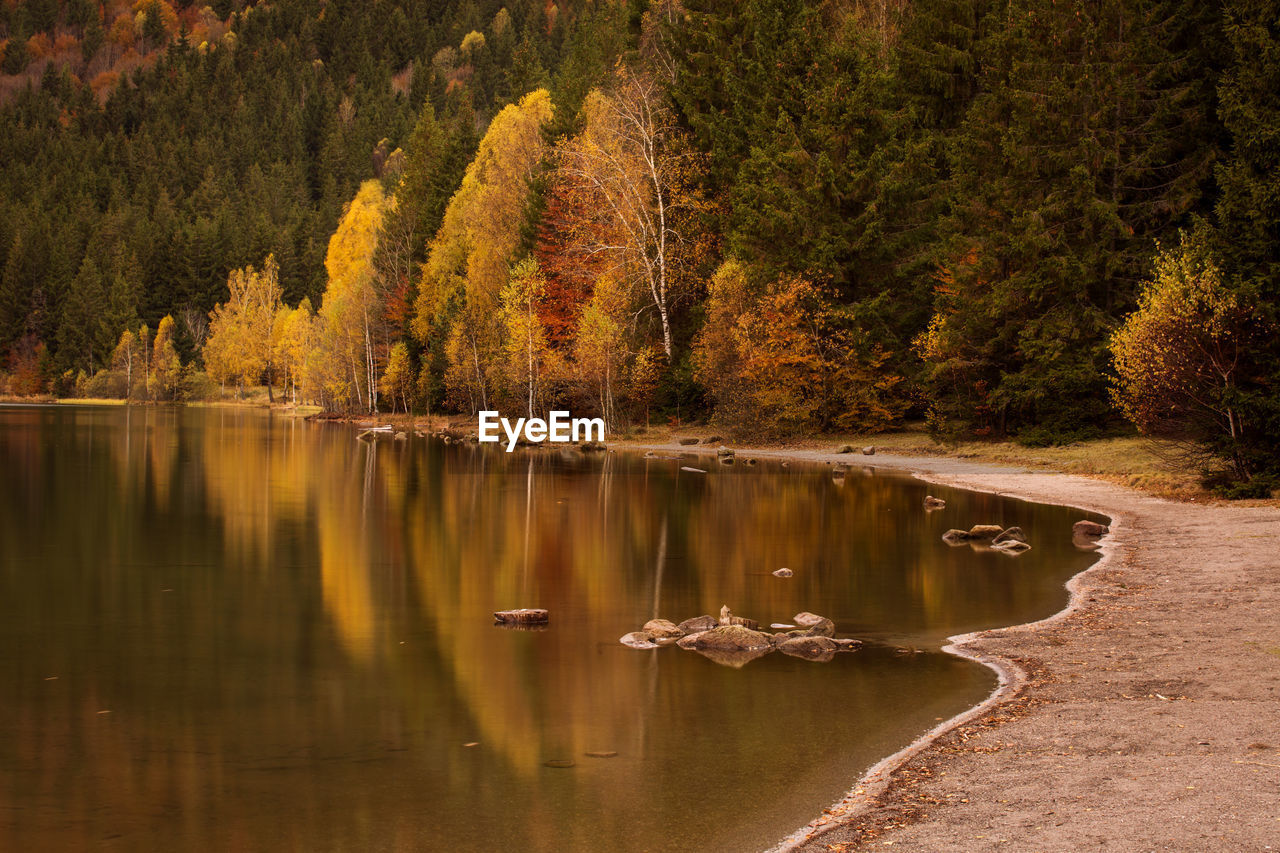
[499,257,553,418]
[553,69,704,361]
[697,261,900,436]
[411,89,554,412]
[317,180,396,412]
[272,298,316,405]
[111,329,141,401]
[204,255,284,399]
[379,341,414,414]
[1111,231,1268,482]
[147,315,182,400]
[574,273,629,429]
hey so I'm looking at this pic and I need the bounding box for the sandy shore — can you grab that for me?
[632,444,1280,852]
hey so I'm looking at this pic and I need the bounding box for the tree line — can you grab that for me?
[2,0,1279,492]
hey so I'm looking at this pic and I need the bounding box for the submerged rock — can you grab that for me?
[992,526,1027,544]
[620,631,659,649]
[924,495,946,509]
[772,567,793,578]
[778,636,839,662]
[642,619,684,639]
[992,539,1032,554]
[942,529,971,545]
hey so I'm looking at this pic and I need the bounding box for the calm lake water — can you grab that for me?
[0,405,1101,852]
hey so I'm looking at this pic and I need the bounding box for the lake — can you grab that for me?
[0,405,1100,852]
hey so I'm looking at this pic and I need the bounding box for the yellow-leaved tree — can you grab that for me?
[316,180,395,412]
[204,254,284,399]
[148,315,182,401]
[500,257,553,418]
[412,89,554,412]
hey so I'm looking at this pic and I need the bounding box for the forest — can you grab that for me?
[0,0,1277,491]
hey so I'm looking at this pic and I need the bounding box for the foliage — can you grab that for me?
[1111,230,1269,481]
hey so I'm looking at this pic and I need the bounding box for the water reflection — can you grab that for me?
[0,405,1100,852]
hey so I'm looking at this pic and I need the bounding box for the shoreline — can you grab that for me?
[626,442,1280,851]
[625,443,1122,850]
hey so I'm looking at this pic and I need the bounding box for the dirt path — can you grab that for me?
[632,445,1280,852]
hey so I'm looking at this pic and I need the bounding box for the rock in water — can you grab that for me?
[642,619,684,639]
[789,612,835,638]
[494,608,549,624]
[924,495,946,509]
[1073,520,1109,537]
[772,567,794,578]
[992,539,1032,554]
[677,624,777,653]
[967,524,1005,540]
[992,526,1027,544]
[832,638,863,650]
[677,615,718,634]
[717,446,734,458]
[942,529,971,545]
[778,636,838,662]
[620,631,659,649]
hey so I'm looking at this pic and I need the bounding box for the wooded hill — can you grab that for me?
[2,0,1277,490]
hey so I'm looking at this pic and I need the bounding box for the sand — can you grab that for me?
[640,446,1280,852]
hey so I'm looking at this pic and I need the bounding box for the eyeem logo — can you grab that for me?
[478,411,605,452]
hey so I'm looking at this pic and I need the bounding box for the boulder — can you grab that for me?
[1073,520,1109,537]
[942,529,971,545]
[677,624,777,653]
[620,631,658,649]
[642,619,684,639]
[677,437,700,446]
[702,435,723,445]
[772,567,794,578]
[861,446,876,455]
[967,524,1005,540]
[789,612,835,638]
[778,635,838,662]
[717,446,735,458]
[992,526,1027,544]
[677,615,718,634]
[924,495,946,509]
[836,444,854,454]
